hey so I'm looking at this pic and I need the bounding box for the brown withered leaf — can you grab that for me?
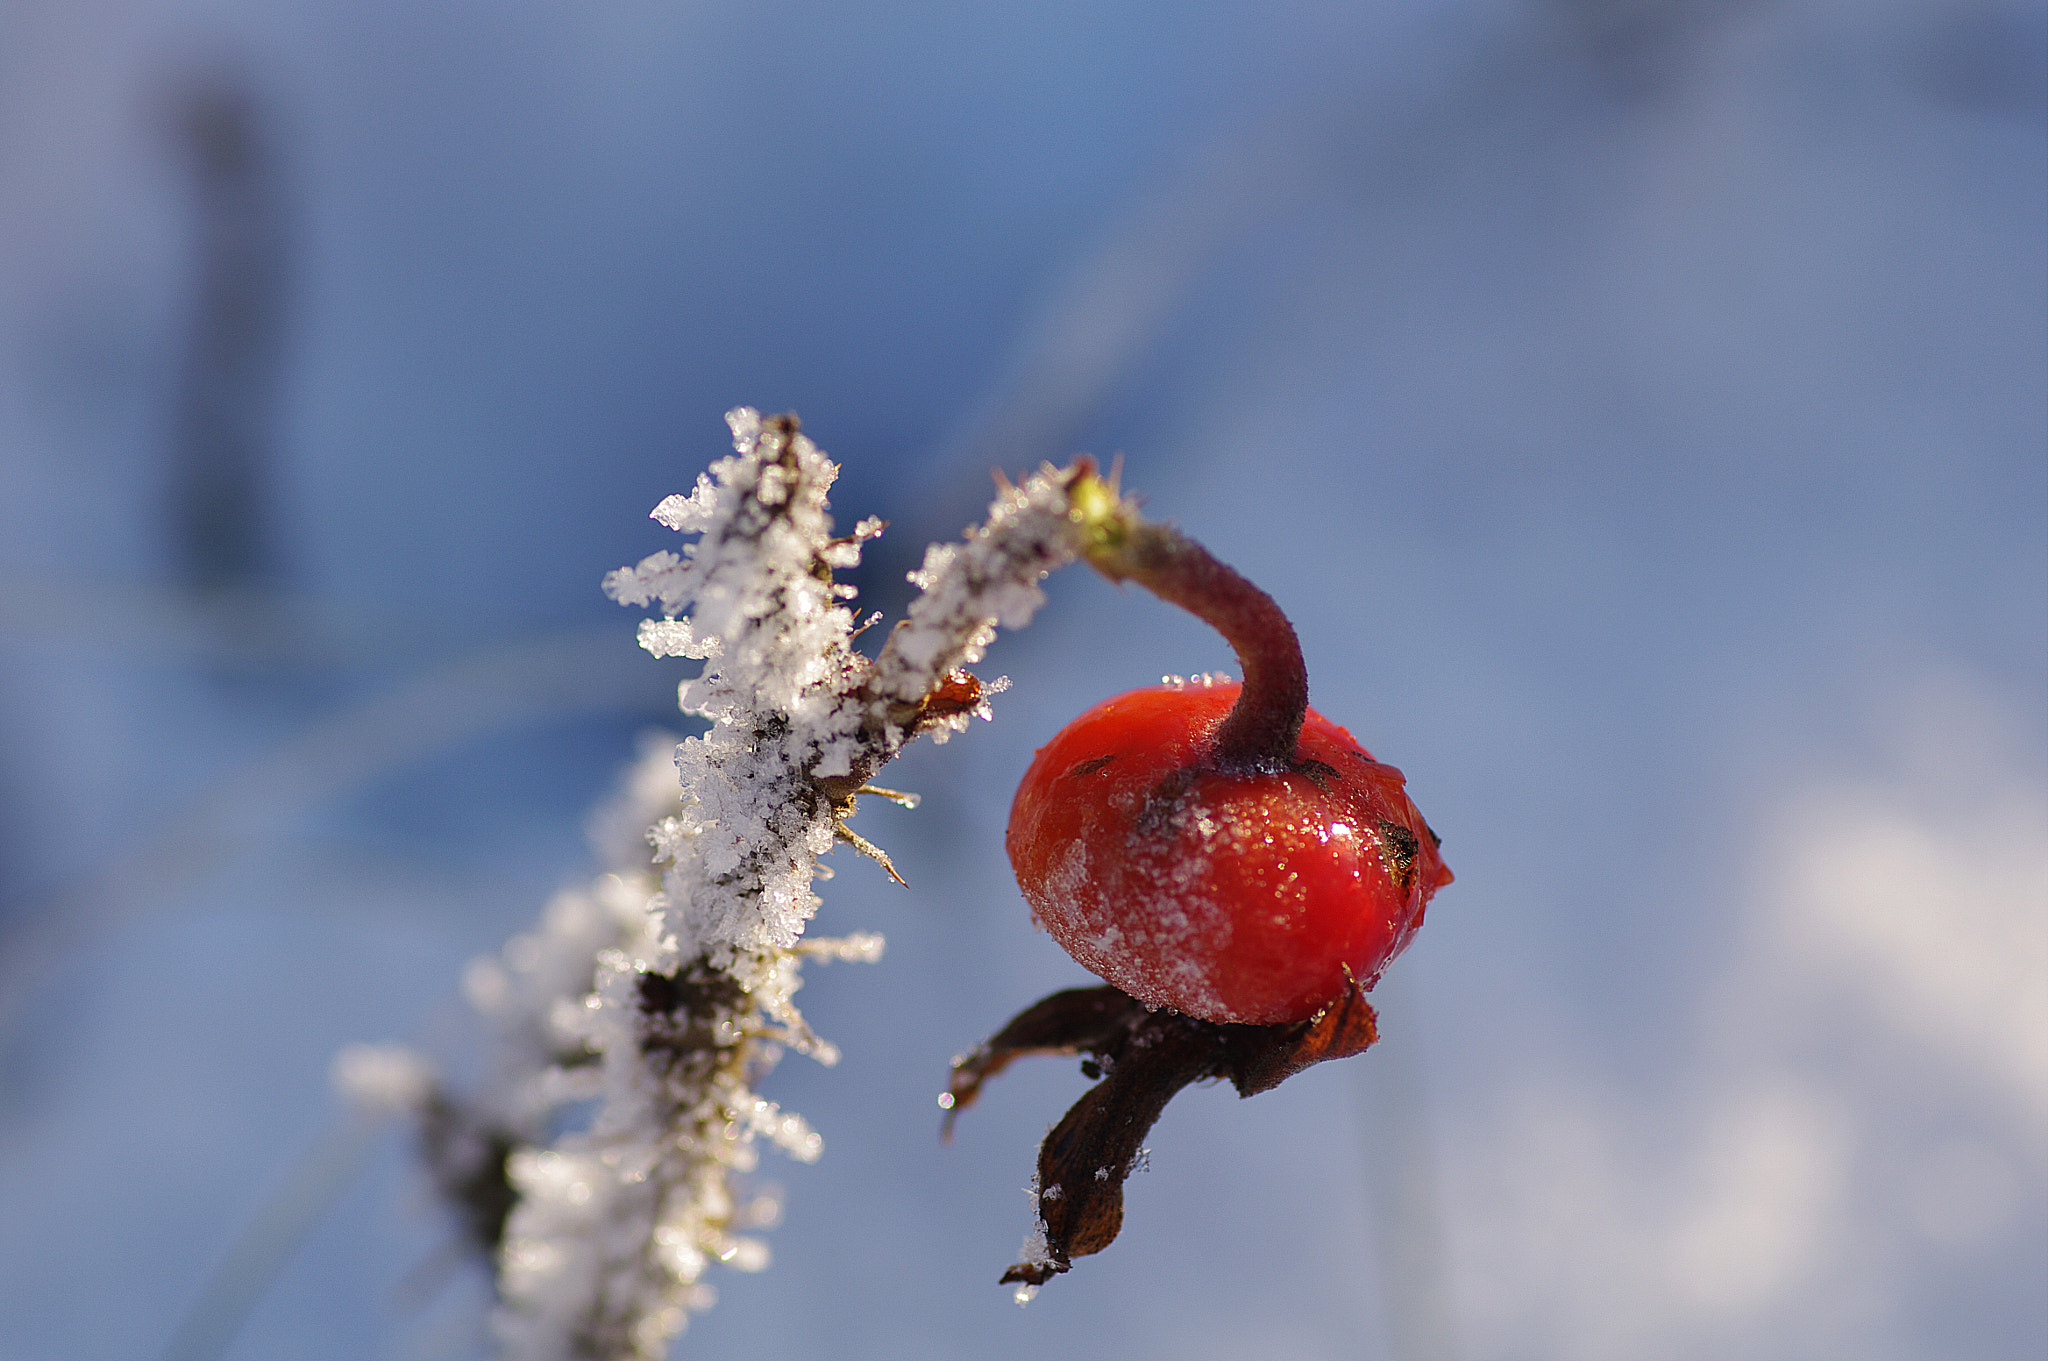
[942,979,1380,1287]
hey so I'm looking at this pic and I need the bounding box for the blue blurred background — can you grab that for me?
[2,2,2043,1358]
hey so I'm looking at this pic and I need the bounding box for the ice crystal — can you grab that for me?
[438,410,1090,1360]
[331,1042,438,1114]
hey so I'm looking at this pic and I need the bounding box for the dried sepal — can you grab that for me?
[939,986,1150,1139]
[942,979,1379,1287]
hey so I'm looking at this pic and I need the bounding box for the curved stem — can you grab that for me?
[1072,470,1307,770]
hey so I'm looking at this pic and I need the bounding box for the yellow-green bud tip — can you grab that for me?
[1069,464,1143,575]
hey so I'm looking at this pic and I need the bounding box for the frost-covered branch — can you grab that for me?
[362,410,1090,1360]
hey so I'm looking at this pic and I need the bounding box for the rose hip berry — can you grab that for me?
[1005,465,1450,1026]
[1007,677,1447,1025]
[951,462,1453,1290]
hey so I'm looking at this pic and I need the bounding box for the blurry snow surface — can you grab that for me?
[0,1,2041,1360]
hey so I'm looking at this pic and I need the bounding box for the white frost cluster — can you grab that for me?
[331,1041,438,1115]
[457,409,1088,1360]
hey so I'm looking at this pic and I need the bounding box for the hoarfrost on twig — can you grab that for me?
[410,409,1088,1360]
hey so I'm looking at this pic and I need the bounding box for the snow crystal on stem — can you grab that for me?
[417,410,1096,1360]
[331,1042,437,1114]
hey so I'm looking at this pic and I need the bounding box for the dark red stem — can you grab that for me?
[1115,523,1308,770]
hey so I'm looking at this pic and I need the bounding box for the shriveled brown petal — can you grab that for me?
[1001,1010,1224,1286]
[946,977,1381,1288]
[940,986,1149,1140]
[1219,977,1378,1098]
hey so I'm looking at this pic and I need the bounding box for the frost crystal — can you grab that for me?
[428,410,1086,1360]
[331,1042,438,1114]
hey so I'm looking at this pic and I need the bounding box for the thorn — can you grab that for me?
[856,784,920,810]
[834,817,908,886]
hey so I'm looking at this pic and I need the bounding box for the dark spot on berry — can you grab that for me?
[1135,766,1201,835]
[1376,820,1419,895]
[1068,754,1117,778]
[1294,757,1338,792]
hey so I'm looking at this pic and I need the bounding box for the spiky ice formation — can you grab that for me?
[474,409,1090,1359]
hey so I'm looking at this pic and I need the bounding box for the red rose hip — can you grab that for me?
[957,464,1454,1289]
[1008,677,1449,1024]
